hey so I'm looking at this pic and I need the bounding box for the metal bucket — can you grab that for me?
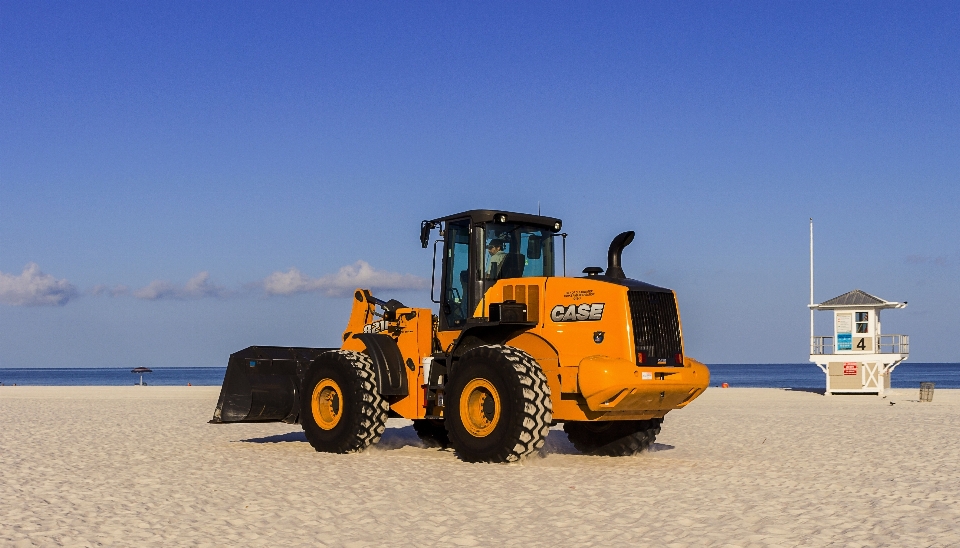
[211,346,333,423]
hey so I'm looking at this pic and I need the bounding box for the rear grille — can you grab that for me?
[627,291,683,366]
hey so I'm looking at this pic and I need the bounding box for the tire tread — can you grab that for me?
[563,419,661,457]
[302,350,389,454]
[450,344,553,463]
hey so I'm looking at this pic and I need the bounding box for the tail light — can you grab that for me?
[675,353,684,365]
[637,351,646,364]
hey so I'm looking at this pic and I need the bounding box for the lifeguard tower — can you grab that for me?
[808,289,909,395]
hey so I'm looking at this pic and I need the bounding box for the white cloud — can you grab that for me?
[133,272,229,300]
[263,260,428,297]
[1,262,424,305]
[0,263,79,306]
[90,284,130,297]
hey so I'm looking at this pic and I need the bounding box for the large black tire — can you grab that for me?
[300,350,389,454]
[446,345,552,463]
[563,419,661,456]
[412,419,450,448]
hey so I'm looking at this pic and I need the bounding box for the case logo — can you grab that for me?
[550,303,605,322]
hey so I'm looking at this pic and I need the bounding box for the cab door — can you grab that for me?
[440,219,473,331]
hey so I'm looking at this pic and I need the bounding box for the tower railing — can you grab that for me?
[811,335,909,355]
[878,334,909,355]
[811,336,833,355]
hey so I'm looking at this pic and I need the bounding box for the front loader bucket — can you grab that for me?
[210,346,333,424]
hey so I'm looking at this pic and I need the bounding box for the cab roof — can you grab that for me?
[428,209,562,231]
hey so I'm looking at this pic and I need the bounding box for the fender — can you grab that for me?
[352,333,409,397]
[448,319,537,360]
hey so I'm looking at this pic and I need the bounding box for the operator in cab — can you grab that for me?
[485,238,506,277]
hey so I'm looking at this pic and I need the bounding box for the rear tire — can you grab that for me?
[412,419,450,448]
[563,419,661,456]
[446,345,552,463]
[300,350,389,453]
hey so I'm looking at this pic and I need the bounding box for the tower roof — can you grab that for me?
[809,289,906,310]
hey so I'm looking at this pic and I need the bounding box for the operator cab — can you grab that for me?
[421,210,562,331]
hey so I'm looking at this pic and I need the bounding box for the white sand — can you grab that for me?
[2,386,958,547]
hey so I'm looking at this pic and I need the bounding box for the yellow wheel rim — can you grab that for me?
[311,378,343,430]
[460,378,501,438]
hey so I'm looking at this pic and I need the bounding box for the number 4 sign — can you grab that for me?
[854,337,872,352]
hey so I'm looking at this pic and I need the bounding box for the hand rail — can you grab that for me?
[878,334,909,355]
[810,335,909,355]
[810,336,834,355]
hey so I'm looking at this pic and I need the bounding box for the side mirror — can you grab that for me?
[420,221,436,249]
[526,236,543,260]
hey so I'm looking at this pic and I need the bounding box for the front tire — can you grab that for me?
[446,345,552,463]
[563,419,661,456]
[300,350,389,453]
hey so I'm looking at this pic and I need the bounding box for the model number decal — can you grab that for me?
[363,320,388,333]
[550,303,605,322]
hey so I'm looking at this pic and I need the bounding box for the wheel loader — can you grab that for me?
[211,209,709,462]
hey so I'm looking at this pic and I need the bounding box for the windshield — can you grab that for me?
[482,222,555,281]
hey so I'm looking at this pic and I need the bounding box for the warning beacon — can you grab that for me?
[809,290,909,395]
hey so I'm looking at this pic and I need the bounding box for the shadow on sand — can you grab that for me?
[240,425,675,455]
[240,425,427,448]
[241,431,307,443]
[783,387,827,395]
[541,432,674,456]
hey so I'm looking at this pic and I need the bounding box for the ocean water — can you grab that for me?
[708,363,960,389]
[0,367,227,387]
[0,363,957,389]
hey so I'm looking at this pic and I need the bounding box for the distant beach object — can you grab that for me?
[721,383,729,388]
[808,289,908,396]
[807,219,909,397]
[132,367,153,386]
[920,382,935,402]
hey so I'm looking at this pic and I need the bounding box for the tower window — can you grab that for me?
[855,312,869,333]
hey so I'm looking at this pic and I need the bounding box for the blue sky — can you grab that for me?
[2,1,958,367]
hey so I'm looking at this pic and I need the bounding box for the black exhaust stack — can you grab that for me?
[605,231,635,279]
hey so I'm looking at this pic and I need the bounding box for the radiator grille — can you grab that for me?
[627,291,683,366]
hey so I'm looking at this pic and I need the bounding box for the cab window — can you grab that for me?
[442,220,471,329]
[483,223,555,280]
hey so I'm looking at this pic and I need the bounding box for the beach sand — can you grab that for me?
[2,386,958,547]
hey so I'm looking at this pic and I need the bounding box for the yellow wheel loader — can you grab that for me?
[211,210,709,462]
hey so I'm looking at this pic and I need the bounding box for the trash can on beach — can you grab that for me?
[919,382,935,402]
